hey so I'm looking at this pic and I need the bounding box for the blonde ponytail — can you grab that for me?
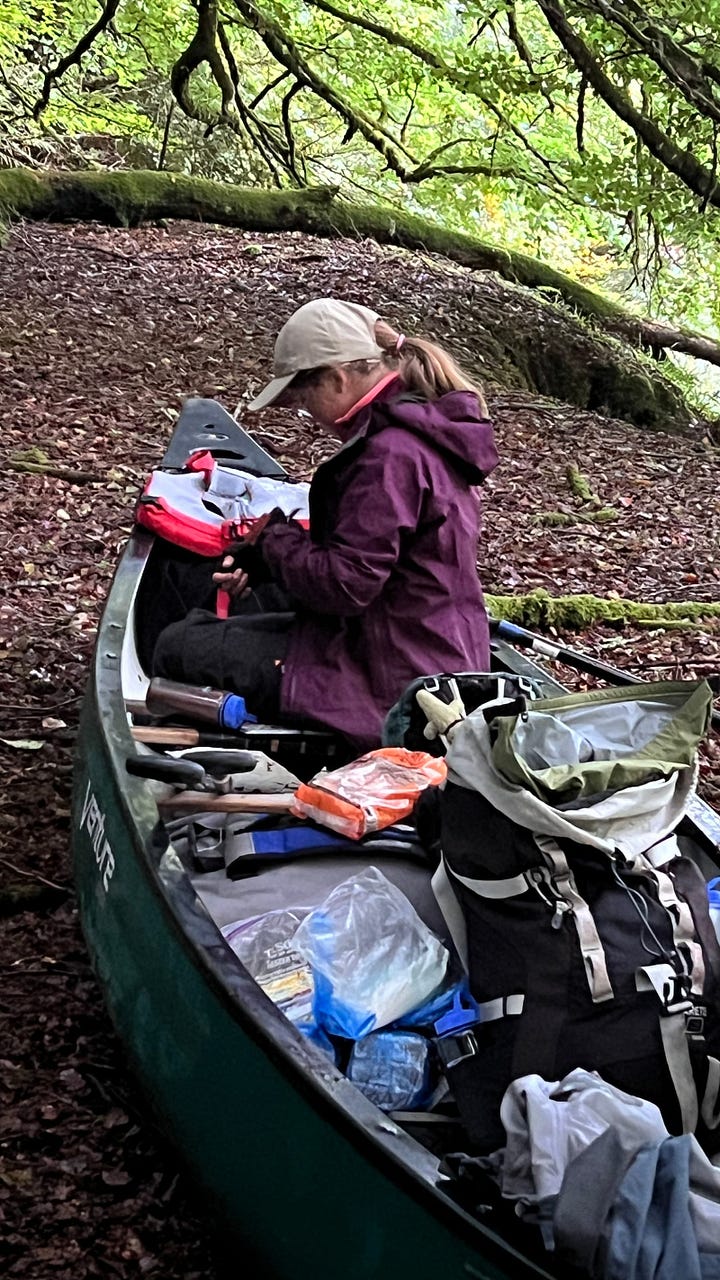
[374,320,488,416]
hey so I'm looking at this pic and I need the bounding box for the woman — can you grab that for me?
[153,297,498,749]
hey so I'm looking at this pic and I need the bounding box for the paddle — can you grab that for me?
[156,791,295,814]
[132,726,205,747]
[490,618,720,732]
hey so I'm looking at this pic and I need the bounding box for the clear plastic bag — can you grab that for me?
[290,748,447,839]
[291,867,449,1039]
[222,908,337,1059]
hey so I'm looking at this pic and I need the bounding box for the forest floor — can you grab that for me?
[1,219,720,1280]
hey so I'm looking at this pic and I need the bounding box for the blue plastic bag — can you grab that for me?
[292,867,449,1039]
[347,1031,434,1111]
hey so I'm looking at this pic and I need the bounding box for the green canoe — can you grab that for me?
[72,399,720,1280]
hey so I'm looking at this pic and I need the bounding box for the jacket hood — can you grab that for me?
[377,389,499,484]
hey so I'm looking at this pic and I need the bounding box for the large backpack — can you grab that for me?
[429,679,720,1155]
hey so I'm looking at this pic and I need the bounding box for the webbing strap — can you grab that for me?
[534,835,614,1003]
[701,1057,720,1131]
[636,962,693,1014]
[636,963,699,1134]
[476,994,525,1021]
[629,852,705,995]
[643,835,681,869]
[659,1013,699,1135]
[447,868,529,899]
[431,860,469,971]
[669,856,720,992]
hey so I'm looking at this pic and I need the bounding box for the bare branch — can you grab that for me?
[535,0,720,209]
[33,0,123,120]
[580,0,720,127]
[248,70,290,110]
[576,73,587,153]
[157,100,175,171]
[300,0,568,188]
[231,0,418,178]
[216,17,288,180]
[280,82,306,182]
[171,0,236,125]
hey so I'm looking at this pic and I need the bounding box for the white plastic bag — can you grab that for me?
[291,867,449,1039]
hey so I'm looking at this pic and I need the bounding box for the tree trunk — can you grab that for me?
[0,166,705,431]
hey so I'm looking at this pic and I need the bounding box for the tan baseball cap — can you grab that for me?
[247,298,383,410]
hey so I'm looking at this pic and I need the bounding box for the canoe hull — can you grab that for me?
[72,531,548,1280]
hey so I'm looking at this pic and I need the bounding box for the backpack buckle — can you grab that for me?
[637,964,693,1015]
[435,1030,479,1071]
[686,1004,707,1039]
[662,972,693,1015]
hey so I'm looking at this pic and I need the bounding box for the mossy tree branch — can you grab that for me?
[535,0,720,210]
[582,0,720,129]
[486,590,720,631]
[171,0,236,125]
[230,0,420,181]
[302,0,570,194]
[231,0,558,190]
[170,0,294,184]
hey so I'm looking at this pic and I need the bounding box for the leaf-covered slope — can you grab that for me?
[0,166,699,430]
[6,0,720,339]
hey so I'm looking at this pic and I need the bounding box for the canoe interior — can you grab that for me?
[72,398,720,1280]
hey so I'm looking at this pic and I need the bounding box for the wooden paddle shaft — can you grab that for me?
[156,791,296,813]
[133,726,200,746]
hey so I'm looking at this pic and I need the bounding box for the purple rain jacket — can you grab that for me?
[260,384,499,748]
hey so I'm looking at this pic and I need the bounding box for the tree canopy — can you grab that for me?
[3,0,720,372]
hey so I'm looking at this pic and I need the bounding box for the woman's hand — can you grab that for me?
[212,558,252,600]
[214,508,292,594]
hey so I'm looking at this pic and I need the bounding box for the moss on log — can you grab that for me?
[566,464,599,504]
[0,167,340,232]
[485,589,720,630]
[0,167,697,430]
[533,508,618,526]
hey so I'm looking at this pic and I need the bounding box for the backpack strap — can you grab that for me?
[668,856,720,993]
[627,853,706,994]
[630,853,718,1137]
[701,1058,720,1130]
[431,859,469,970]
[635,964,698,1133]
[534,835,614,1003]
[436,836,615,1003]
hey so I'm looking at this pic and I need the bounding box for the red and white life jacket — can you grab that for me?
[136,449,310,557]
